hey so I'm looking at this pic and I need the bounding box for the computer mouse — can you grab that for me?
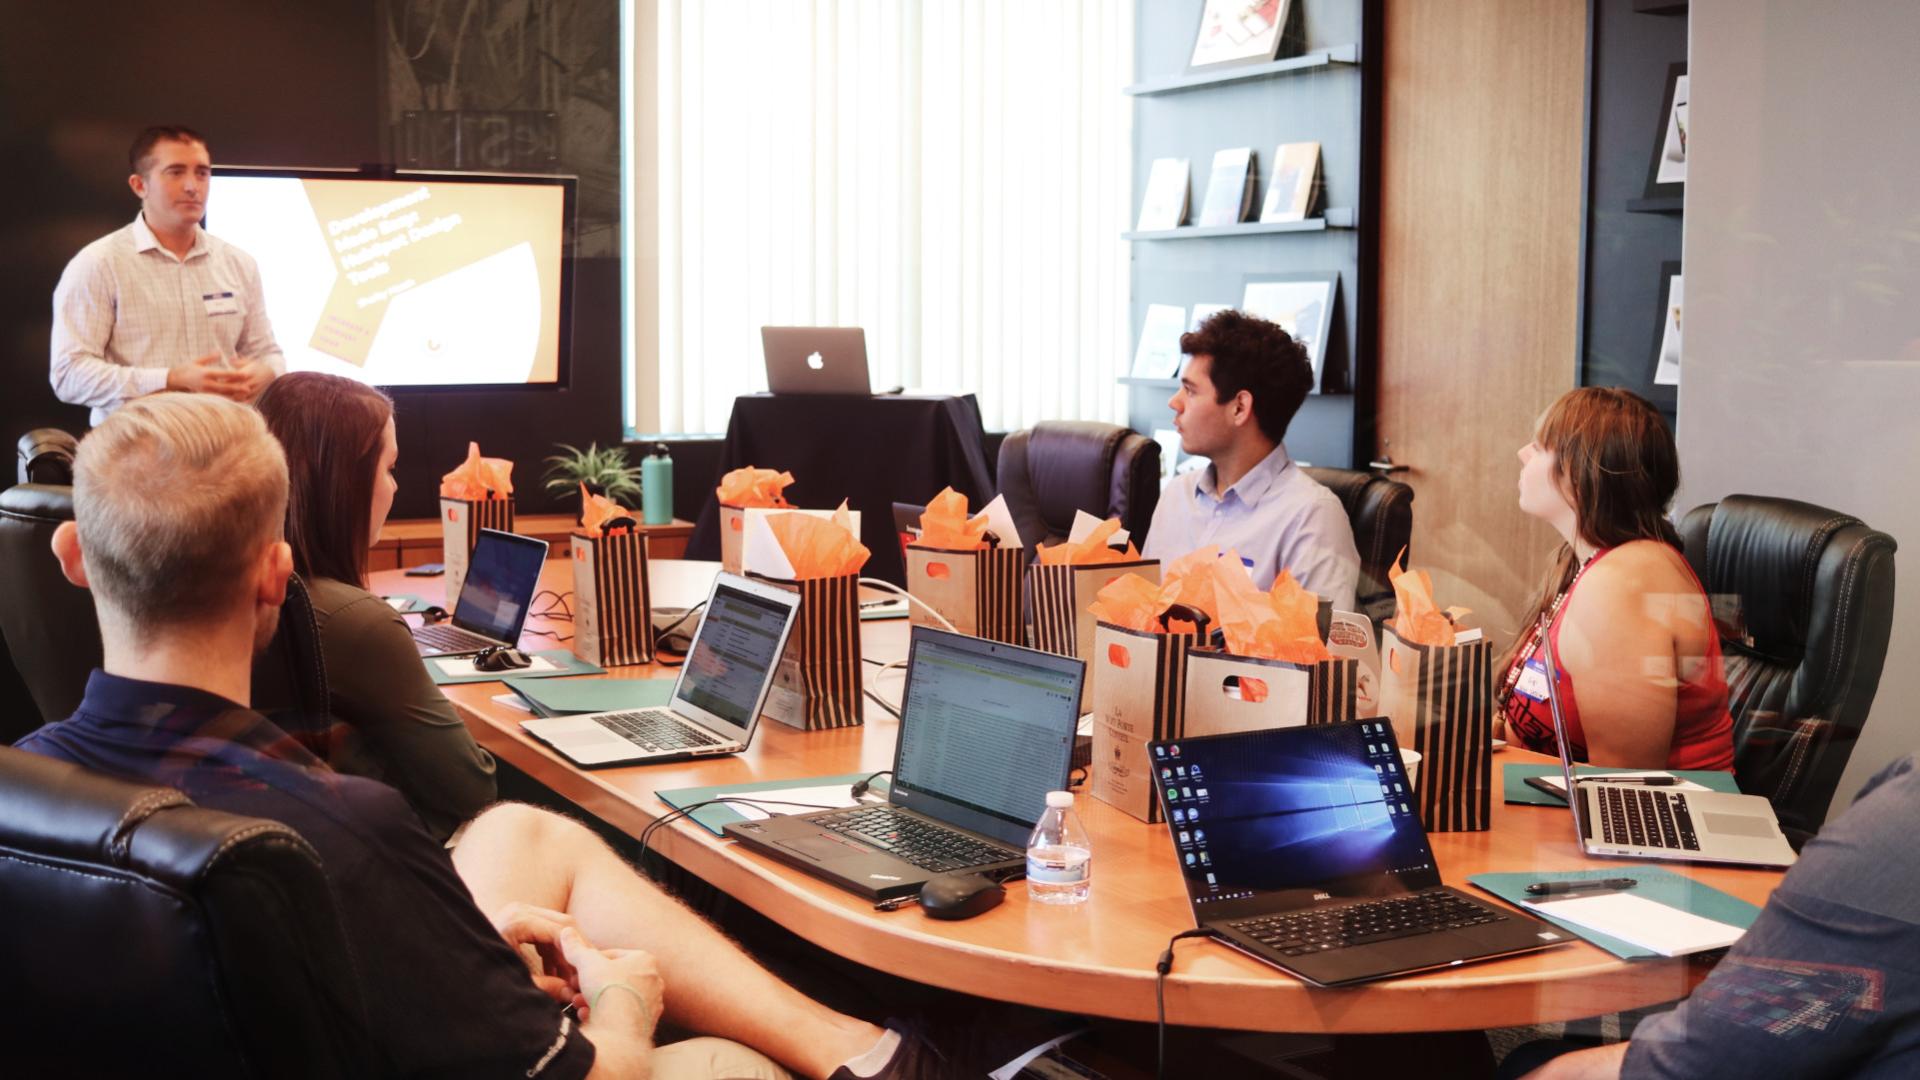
[917,872,1005,920]
[474,647,533,672]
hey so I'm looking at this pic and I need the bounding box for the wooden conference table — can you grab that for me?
[373,560,1788,1034]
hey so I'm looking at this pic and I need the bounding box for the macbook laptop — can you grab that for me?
[1541,640,1797,867]
[725,626,1085,900]
[1152,722,1569,988]
[762,326,872,395]
[518,573,800,767]
[412,529,549,657]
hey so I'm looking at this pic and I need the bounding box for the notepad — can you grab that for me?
[504,676,675,717]
[1520,893,1746,957]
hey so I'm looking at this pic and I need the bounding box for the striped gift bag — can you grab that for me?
[440,495,515,601]
[569,530,653,667]
[1180,650,1362,734]
[1028,559,1160,674]
[905,543,1026,644]
[751,572,864,730]
[1379,628,1494,832]
[1089,620,1204,822]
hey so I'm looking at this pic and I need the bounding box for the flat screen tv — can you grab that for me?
[206,167,575,390]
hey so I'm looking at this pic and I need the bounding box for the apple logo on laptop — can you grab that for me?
[806,351,825,370]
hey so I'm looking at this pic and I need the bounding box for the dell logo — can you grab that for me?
[1313,892,1332,901]
[806,351,825,370]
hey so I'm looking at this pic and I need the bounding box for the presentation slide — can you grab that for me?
[207,175,565,386]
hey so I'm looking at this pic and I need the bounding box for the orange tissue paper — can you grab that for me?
[440,442,514,500]
[716,467,794,508]
[1220,570,1331,665]
[916,487,991,550]
[1035,518,1140,566]
[1087,572,1169,633]
[768,501,870,579]
[577,484,637,538]
[1388,554,1468,647]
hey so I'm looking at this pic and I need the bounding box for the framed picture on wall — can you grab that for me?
[1241,272,1339,392]
[1651,262,1683,387]
[1186,0,1292,73]
[1643,63,1688,199]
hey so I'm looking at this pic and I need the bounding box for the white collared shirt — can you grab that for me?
[1142,441,1361,611]
[50,213,285,426]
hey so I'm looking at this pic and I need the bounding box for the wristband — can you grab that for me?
[589,981,648,1015]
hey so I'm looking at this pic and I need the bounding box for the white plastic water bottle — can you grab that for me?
[1026,791,1091,905]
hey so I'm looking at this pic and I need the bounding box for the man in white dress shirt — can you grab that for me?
[1142,309,1360,611]
[50,126,283,426]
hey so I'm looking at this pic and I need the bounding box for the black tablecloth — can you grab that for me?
[687,394,996,585]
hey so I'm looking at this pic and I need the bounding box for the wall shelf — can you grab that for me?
[1125,44,1359,97]
[1119,376,1180,389]
[1124,209,1355,241]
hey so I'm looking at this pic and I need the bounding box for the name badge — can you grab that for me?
[202,291,241,317]
[1514,657,1551,701]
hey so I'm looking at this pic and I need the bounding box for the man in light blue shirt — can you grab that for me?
[1142,310,1360,611]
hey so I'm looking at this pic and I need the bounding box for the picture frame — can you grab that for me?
[1240,272,1340,393]
[1650,262,1683,387]
[1186,0,1292,74]
[1643,63,1688,199]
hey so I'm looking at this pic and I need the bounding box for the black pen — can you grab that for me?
[1526,877,1638,897]
[873,894,919,912]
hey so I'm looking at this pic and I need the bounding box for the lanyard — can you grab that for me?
[1497,551,1600,708]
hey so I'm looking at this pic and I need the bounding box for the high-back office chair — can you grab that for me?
[16,427,77,486]
[996,421,1161,550]
[1678,495,1897,843]
[1302,466,1414,628]
[0,746,373,1077]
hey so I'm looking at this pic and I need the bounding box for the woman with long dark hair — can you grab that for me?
[1497,387,1735,770]
[256,372,496,838]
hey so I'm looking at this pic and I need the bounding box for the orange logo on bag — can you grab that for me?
[926,562,951,580]
[1108,643,1131,669]
[1388,648,1404,676]
[1235,677,1268,703]
[729,516,743,532]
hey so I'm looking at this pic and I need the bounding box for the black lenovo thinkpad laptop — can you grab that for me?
[1153,722,1570,987]
[725,626,1085,900]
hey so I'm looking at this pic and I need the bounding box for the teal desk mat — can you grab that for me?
[505,677,675,717]
[379,593,434,614]
[1469,867,1762,960]
[425,648,604,686]
[1504,763,1741,805]
[659,773,893,837]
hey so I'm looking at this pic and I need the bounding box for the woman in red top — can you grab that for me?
[1497,387,1735,771]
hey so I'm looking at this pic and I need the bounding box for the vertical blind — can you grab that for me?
[636,0,1134,435]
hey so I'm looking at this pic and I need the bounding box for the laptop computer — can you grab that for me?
[518,573,800,767]
[724,626,1085,900]
[1152,722,1570,988]
[762,326,872,395]
[412,529,549,657]
[1540,639,1797,867]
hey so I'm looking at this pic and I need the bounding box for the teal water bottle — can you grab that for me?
[641,443,674,525]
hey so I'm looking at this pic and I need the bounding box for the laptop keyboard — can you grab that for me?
[592,710,724,752]
[414,624,500,653]
[1229,889,1510,957]
[813,806,1018,873]
[1598,786,1701,851]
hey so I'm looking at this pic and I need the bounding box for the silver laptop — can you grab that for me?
[518,573,800,767]
[1542,638,1796,867]
[412,529,550,657]
[762,326,872,395]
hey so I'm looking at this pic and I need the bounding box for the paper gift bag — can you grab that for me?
[1182,650,1361,735]
[751,572,863,731]
[569,531,653,667]
[1379,627,1494,832]
[905,544,1026,644]
[1030,559,1161,659]
[719,504,748,574]
[440,496,515,601]
[1089,620,1202,822]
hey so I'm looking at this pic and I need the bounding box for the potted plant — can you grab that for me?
[543,442,645,522]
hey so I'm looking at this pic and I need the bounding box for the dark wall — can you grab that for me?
[0,0,625,520]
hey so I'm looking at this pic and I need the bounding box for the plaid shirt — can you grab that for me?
[50,212,285,425]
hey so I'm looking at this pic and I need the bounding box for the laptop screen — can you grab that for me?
[452,530,549,641]
[673,579,797,733]
[890,627,1084,847]
[1154,722,1440,916]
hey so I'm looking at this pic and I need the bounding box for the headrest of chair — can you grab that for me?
[17,429,78,487]
[1017,421,1128,508]
[1684,494,1869,655]
[0,482,76,522]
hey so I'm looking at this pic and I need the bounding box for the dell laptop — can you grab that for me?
[725,626,1085,900]
[412,529,549,657]
[518,573,800,767]
[762,326,872,395]
[1541,640,1797,867]
[1152,722,1569,988]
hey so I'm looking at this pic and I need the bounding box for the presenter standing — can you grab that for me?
[50,125,283,426]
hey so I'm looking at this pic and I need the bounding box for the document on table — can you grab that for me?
[711,784,872,821]
[1521,893,1746,956]
[432,654,562,679]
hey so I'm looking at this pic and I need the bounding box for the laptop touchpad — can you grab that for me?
[775,834,868,862]
[1703,812,1776,838]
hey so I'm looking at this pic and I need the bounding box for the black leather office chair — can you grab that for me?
[0,745,374,1077]
[16,427,77,486]
[996,421,1161,550]
[1679,495,1897,843]
[1302,466,1414,628]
